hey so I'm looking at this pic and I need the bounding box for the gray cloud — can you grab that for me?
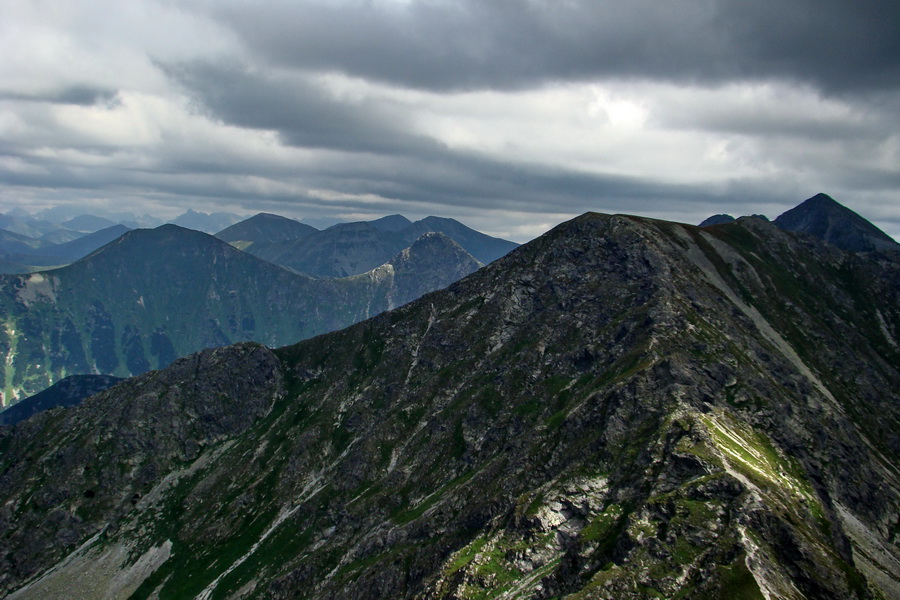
[160,60,439,156]
[209,0,900,95]
[0,0,898,242]
[0,85,119,106]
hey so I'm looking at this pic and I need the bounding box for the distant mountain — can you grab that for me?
[407,216,518,264]
[39,228,86,245]
[774,193,899,252]
[20,224,132,266]
[1,213,897,598]
[215,213,318,248]
[251,221,408,277]
[0,225,480,403]
[249,216,517,278]
[170,209,245,233]
[699,213,735,226]
[34,207,161,228]
[0,228,46,255]
[0,374,122,427]
[300,216,345,229]
[60,214,117,233]
[368,214,413,232]
[0,253,32,275]
[353,232,482,309]
[0,214,56,238]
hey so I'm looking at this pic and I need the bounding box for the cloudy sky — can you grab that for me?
[2,0,899,241]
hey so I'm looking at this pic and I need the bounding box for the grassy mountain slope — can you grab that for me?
[0,225,481,404]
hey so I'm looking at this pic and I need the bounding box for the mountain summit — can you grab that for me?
[773,193,899,252]
[1,212,897,598]
[215,213,317,247]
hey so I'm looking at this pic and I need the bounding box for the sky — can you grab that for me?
[1,0,899,242]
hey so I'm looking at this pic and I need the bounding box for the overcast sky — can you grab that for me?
[2,0,899,241]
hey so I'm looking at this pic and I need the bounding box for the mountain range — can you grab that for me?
[701,193,899,253]
[1,204,898,598]
[0,225,480,404]
[0,209,518,280]
[238,215,518,278]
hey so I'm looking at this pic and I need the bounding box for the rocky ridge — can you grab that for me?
[0,212,898,598]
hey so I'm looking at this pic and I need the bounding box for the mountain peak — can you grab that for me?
[774,193,899,252]
[369,214,412,232]
[804,192,839,205]
[215,213,316,245]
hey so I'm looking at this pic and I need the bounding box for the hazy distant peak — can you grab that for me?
[60,214,117,233]
[369,214,413,232]
[5,207,30,218]
[215,213,316,245]
[169,210,244,233]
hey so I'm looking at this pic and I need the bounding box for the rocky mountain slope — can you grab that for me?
[0,225,481,404]
[773,193,900,252]
[247,215,517,278]
[1,212,897,598]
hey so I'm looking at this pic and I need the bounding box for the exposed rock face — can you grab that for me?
[1,213,898,599]
[367,232,483,309]
[774,193,899,252]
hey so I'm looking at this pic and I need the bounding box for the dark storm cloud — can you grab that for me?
[209,0,900,94]
[2,0,898,241]
[161,60,439,156]
[0,85,119,106]
[156,59,715,213]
